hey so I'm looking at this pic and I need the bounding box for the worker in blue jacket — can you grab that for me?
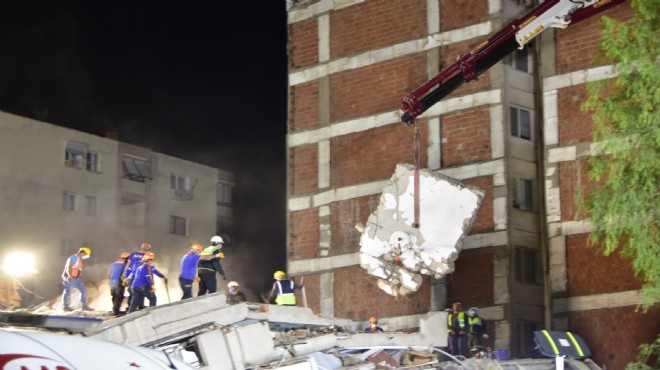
[108,252,130,315]
[124,242,152,310]
[179,243,204,300]
[127,252,167,313]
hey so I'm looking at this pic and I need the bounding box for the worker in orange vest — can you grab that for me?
[61,247,93,311]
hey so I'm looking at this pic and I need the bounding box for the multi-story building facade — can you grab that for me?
[285,1,658,368]
[0,111,233,303]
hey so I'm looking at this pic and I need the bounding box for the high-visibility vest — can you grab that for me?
[448,311,465,331]
[68,255,83,279]
[468,316,483,334]
[275,280,297,305]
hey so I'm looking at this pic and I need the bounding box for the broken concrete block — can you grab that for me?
[358,164,484,296]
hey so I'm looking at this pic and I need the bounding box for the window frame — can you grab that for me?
[510,106,534,141]
[169,215,187,236]
[62,191,75,211]
[515,246,542,285]
[84,195,97,216]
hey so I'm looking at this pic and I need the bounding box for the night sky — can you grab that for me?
[0,3,289,291]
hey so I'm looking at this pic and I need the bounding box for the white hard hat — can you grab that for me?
[210,235,224,245]
[227,281,239,288]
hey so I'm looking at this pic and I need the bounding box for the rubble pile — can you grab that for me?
[358,164,485,296]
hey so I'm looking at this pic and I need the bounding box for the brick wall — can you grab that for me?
[290,145,318,195]
[447,247,495,307]
[333,266,431,320]
[330,195,380,256]
[566,233,642,296]
[330,121,428,188]
[330,0,427,59]
[289,209,320,260]
[569,306,660,370]
[330,54,428,122]
[289,18,318,69]
[440,0,489,32]
[555,4,633,75]
[441,106,492,167]
[558,85,594,146]
[290,82,320,131]
[558,158,603,221]
[294,273,321,313]
[463,176,494,233]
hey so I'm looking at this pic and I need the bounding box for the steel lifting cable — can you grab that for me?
[413,123,421,228]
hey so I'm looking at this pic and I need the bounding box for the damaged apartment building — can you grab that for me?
[285,1,658,369]
[0,110,235,302]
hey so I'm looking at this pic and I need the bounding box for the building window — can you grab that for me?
[65,141,87,169]
[169,215,187,236]
[510,106,534,141]
[506,46,531,73]
[86,151,99,172]
[123,156,152,182]
[513,178,535,211]
[515,320,540,358]
[217,205,233,218]
[217,182,232,204]
[85,196,97,216]
[515,246,541,285]
[62,191,75,211]
[171,174,193,200]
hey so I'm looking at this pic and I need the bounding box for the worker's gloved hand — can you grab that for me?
[449,329,456,335]
[218,252,225,259]
[196,276,201,283]
[458,330,465,335]
[152,286,156,293]
[483,334,489,339]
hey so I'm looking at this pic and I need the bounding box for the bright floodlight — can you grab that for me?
[2,251,38,276]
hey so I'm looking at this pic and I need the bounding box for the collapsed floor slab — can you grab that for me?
[358,164,485,296]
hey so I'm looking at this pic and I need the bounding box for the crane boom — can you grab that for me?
[400,0,625,125]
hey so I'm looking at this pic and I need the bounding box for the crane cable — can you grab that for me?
[413,123,421,228]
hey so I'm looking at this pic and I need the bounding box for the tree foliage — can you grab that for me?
[580,0,659,310]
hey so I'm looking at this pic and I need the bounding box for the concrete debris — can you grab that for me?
[358,164,485,296]
[1,293,603,370]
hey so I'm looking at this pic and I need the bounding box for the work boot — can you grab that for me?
[82,305,94,311]
[63,306,73,312]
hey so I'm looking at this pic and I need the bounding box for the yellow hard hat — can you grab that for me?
[369,316,378,324]
[274,270,286,280]
[79,247,91,256]
[141,242,152,250]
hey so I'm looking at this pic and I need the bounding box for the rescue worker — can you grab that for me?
[364,316,384,333]
[197,235,227,296]
[447,302,468,357]
[124,242,152,310]
[467,307,488,348]
[61,247,93,311]
[226,281,247,305]
[266,270,303,306]
[179,243,204,300]
[127,252,167,313]
[108,252,130,315]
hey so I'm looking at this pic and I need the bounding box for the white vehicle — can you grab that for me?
[0,329,195,370]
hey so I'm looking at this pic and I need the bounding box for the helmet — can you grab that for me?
[78,247,91,256]
[369,316,378,324]
[210,235,224,245]
[190,243,203,253]
[141,242,152,250]
[227,281,239,288]
[120,252,130,259]
[273,270,286,280]
[142,251,156,262]
[469,307,478,316]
